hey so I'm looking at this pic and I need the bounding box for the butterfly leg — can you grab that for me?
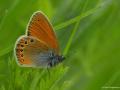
[46,64,51,78]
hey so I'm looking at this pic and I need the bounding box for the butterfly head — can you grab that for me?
[58,55,65,62]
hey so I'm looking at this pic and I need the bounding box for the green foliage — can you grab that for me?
[0,0,120,90]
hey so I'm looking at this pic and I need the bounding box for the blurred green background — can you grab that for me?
[0,0,120,90]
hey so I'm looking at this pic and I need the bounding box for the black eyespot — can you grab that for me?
[38,20,39,21]
[21,59,24,62]
[30,39,34,42]
[25,41,27,44]
[21,54,23,57]
[21,45,24,47]
[20,49,23,52]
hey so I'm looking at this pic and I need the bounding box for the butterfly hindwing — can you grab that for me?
[27,11,59,54]
[15,36,50,67]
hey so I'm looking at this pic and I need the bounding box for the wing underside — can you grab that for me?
[27,12,59,54]
[15,36,50,67]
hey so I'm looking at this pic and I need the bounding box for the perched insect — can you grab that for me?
[14,11,65,68]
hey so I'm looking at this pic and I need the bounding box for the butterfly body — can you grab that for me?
[15,11,65,68]
[46,51,65,67]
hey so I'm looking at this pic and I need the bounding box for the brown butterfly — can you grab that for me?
[14,11,65,68]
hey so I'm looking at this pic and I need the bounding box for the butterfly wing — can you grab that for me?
[15,36,51,67]
[27,11,59,54]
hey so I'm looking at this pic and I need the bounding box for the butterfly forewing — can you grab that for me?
[27,12,59,54]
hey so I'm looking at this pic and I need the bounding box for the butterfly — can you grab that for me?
[14,11,65,68]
